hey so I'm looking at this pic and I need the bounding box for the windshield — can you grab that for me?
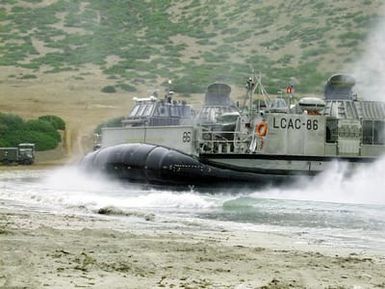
[218,114,239,123]
[142,103,155,117]
[129,104,141,117]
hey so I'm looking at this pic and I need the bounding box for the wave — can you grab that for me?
[0,166,220,213]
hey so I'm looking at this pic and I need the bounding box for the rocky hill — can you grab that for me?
[1,0,384,94]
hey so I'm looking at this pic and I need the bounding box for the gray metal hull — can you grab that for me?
[199,153,376,176]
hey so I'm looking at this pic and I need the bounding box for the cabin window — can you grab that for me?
[181,106,192,118]
[362,121,372,144]
[157,104,169,117]
[363,120,385,145]
[198,107,210,122]
[142,104,154,117]
[170,106,180,117]
[129,104,140,117]
[374,121,385,144]
[271,98,287,109]
[326,119,338,143]
[136,104,147,116]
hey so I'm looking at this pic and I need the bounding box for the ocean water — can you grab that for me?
[1,159,385,252]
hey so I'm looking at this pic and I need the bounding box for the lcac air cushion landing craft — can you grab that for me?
[81,74,385,188]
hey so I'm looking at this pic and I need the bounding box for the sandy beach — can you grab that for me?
[1,206,385,289]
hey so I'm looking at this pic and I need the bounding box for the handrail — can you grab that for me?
[196,127,251,154]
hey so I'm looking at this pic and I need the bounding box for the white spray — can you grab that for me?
[0,166,217,213]
[252,15,385,205]
[350,16,385,101]
[253,157,385,205]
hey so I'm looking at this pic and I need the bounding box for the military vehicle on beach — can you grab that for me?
[0,143,35,165]
[82,74,385,188]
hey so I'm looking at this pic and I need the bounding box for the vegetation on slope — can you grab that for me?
[0,0,383,94]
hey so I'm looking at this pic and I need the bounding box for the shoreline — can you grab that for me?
[0,156,79,171]
[1,207,384,288]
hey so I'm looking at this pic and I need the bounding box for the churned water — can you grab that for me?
[1,157,385,252]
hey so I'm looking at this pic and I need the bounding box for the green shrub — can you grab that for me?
[0,113,64,151]
[20,74,37,79]
[38,115,66,130]
[25,119,61,142]
[95,116,124,134]
[0,113,24,130]
[117,83,137,92]
[101,85,117,93]
[22,131,58,151]
[0,129,58,151]
[172,78,204,94]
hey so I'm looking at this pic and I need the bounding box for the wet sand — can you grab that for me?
[0,207,385,289]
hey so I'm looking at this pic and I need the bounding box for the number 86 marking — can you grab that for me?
[182,132,191,143]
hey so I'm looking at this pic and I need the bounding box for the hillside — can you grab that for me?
[1,0,384,156]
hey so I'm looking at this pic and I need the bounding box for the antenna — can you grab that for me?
[243,69,272,119]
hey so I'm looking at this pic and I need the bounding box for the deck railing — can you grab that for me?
[196,126,252,154]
